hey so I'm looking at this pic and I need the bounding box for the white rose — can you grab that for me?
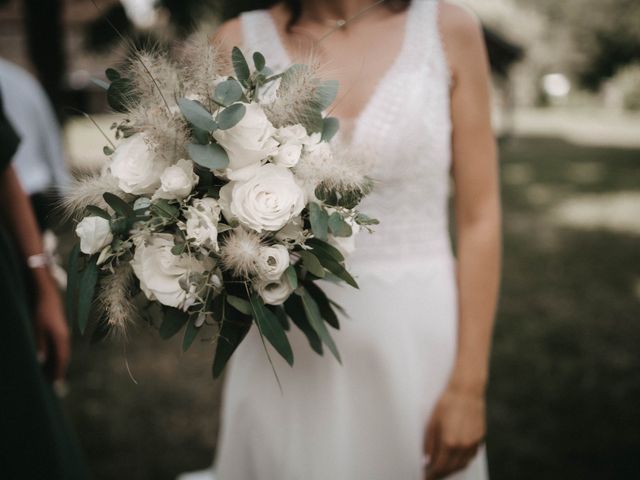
[184,198,221,251]
[255,276,294,305]
[131,234,206,309]
[154,159,198,200]
[75,216,113,254]
[219,164,305,232]
[272,143,303,168]
[275,124,308,145]
[256,245,290,281]
[110,133,164,195]
[212,103,279,178]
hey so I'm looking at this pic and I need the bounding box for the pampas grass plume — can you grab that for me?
[220,228,263,278]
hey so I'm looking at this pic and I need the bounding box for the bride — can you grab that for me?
[182,0,501,479]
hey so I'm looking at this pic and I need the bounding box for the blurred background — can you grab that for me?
[1,0,639,479]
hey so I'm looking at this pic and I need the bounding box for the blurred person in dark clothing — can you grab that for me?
[0,89,89,479]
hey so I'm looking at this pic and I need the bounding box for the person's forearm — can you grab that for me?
[451,210,501,395]
[0,166,56,296]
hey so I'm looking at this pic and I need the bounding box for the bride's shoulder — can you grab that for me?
[438,1,484,46]
[209,17,243,50]
[437,2,487,80]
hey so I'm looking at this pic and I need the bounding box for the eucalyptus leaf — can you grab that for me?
[271,305,290,331]
[299,250,325,278]
[178,98,218,132]
[231,47,250,85]
[103,145,114,156]
[300,288,341,362]
[212,316,251,378]
[182,316,200,352]
[285,265,298,290]
[307,238,345,263]
[227,295,252,315]
[218,103,246,130]
[316,80,339,110]
[107,78,137,113]
[250,294,294,366]
[85,205,111,220]
[312,251,358,288]
[305,281,340,329]
[328,212,353,237]
[284,294,323,355]
[103,192,133,218]
[105,68,121,81]
[151,199,179,219]
[159,308,189,339]
[65,244,80,323]
[308,202,329,241]
[321,117,340,142]
[188,143,230,170]
[213,79,244,107]
[253,51,266,71]
[133,197,152,212]
[171,243,186,256]
[77,256,98,335]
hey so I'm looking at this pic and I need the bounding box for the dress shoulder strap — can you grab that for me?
[406,0,452,87]
[239,10,290,70]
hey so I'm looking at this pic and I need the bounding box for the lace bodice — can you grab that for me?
[240,0,453,267]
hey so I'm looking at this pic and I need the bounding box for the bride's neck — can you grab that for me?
[298,0,383,22]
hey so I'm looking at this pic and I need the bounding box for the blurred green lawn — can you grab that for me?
[64,134,640,479]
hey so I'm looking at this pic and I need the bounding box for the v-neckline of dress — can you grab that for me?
[262,1,417,145]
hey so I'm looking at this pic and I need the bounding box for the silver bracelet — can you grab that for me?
[26,253,52,269]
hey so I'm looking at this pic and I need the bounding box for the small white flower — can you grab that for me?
[256,244,290,281]
[110,133,165,195]
[255,276,294,305]
[130,234,206,310]
[272,143,303,168]
[184,198,221,251]
[154,159,198,200]
[219,163,305,233]
[75,216,113,255]
[212,102,279,178]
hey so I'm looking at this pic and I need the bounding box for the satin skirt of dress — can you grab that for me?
[212,253,488,480]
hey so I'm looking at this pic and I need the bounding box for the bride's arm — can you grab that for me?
[424,3,501,480]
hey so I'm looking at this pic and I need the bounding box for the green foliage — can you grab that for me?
[227,295,252,315]
[159,308,189,339]
[107,74,138,113]
[213,79,244,107]
[231,46,250,85]
[182,316,200,352]
[284,294,323,355]
[188,143,230,170]
[252,51,266,72]
[217,103,246,130]
[299,250,325,278]
[308,202,329,240]
[77,255,99,335]
[299,288,341,363]
[178,98,218,132]
[328,212,352,237]
[250,294,294,366]
[321,117,340,142]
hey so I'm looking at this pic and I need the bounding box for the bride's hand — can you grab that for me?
[423,384,486,480]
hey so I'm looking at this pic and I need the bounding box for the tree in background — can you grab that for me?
[515,0,640,89]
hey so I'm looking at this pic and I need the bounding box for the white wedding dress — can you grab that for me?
[184,1,489,479]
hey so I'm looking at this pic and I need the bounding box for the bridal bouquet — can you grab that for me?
[65,42,377,378]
